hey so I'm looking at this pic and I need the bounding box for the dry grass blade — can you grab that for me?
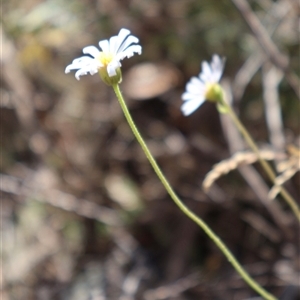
[203,149,286,192]
[269,145,300,199]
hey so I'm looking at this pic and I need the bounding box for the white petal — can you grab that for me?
[72,56,95,64]
[109,28,130,54]
[212,69,222,82]
[117,28,131,45]
[65,57,93,73]
[200,61,213,82]
[65,64,74,73]
[116,45,142,61]
[83,46,100,58]
[118,28,131,38]
[182,90,202,101]
[210,55,224,82]
[74,64,99,80]
[89,67,100,75]
[65,63,83,73]
[186,77,205,94]
[181,98,205,116]
[117,35,139,54]
[109,35,119,54]
[211,54,222,70]
[75,68,88,80]
[182,92,194,101]
[107,60,121,77]
[99,39,109,53]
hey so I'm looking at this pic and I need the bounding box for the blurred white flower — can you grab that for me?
[65,28,142,81]
[181,54,224,116]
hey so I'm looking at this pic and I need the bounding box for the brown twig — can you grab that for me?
[231,0,300,98]
[262,64,285,156]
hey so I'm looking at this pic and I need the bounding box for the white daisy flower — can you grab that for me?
[181,54,225,116]
[65,28,142,84]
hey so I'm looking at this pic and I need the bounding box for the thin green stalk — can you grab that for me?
[223,101,300,222]
[112,84,277,300]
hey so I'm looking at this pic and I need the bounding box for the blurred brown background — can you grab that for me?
[1,0,299,299]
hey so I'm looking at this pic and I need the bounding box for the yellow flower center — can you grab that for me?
[96,52,122,86]
[205,83,223,102]
[98,52,114,66]
[205,83,216,101]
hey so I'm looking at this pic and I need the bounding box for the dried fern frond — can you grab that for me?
[203,149,285,192]
[269,145,300,199]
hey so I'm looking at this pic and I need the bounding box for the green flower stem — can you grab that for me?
[221,99,300,222]
[112,84,277,300]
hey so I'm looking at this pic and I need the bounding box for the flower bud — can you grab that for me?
[99,67,122,86]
